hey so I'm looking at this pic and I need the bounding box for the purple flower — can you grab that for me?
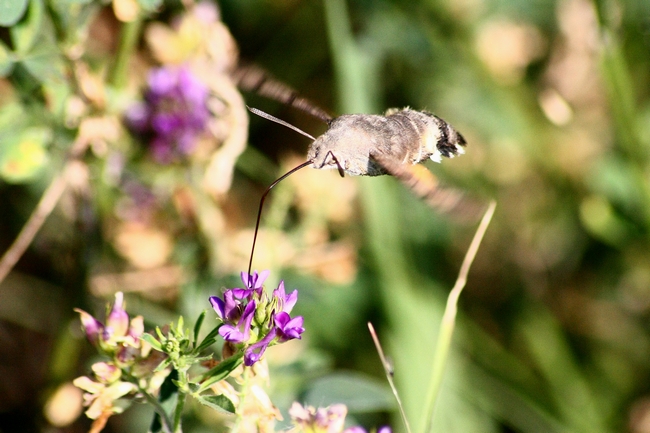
[218,300,256,344]
[274,312,304,342]
[273,280,298,313]
[288,402,391,433]
[125,65,210,163]
[209,290,241,322]
[343,427,391,433]
[91,362,121,384]
[343,428,366,433]
[76,309,103,346]
[209,271,305,366]
[232,270,269,299]
[289,403,348,433]
[106,292,129,339]
[75,292,146,362]
[244,329,276,366]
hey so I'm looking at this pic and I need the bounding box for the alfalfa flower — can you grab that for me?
[209,271,305,366]
[289,402,391,433]
[126,65,210,162]
[75,292,144,362]
[73,376,137,420]
[289,402,347,433]
[74,293,171,427]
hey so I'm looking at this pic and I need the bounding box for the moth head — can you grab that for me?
[307,115,377,176]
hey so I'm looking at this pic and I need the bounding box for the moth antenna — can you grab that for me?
[248,160,314,276]
[234,64,333,123]
[248,106,316,141]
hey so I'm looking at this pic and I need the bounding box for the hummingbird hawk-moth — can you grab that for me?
[307,107,466,175]
[234,65,484,274]
[305,107,474,214]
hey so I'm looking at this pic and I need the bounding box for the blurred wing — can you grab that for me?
[370,152,486,221]
[233,64,333,123]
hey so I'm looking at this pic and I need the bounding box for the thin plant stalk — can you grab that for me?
[368,322,412,433]
[421,201,496,433]
[230,366,252,433]
[142,390,174,433]
[0,138,89,286]
[109,17,143,89]
[0,171,67,285]
[173,393,185,433]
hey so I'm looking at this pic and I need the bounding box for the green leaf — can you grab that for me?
[10,0,44,54]
[196,354,243,393]
[0,0,29,26]
[195,394,236,414]
[141,333,164,351]
[0,127,49,183]
[13,11,63,85]
[20,44,64,84]
[20,44,65,83]
[0,40,14,76]
[195,324,221,353]
[192,310,206,347]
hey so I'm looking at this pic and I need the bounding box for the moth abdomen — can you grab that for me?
[388,109,466,163]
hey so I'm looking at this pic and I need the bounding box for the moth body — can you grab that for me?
[307,108,466,176]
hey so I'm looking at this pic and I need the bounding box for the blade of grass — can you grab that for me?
[322,0,376,114]
[421,201,496,433]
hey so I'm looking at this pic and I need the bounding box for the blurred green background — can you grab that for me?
[1,0,650,432]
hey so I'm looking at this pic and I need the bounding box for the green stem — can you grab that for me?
[141,388,174,433]
[322,0,376,114]
[231,367,252,433]
[109,17,143,89]
[173,392,186,433]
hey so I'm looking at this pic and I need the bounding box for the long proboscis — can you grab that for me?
[246,107,346,276]
[247,160,313,277]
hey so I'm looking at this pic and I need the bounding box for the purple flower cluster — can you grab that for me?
[126,65,210,162]
[209,271,305,366]
[75,292,144,364]
[289,402,391,433]
[74,293,168,421]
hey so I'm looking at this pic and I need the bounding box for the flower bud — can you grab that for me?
[75,309,103,346]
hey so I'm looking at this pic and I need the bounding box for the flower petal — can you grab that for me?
[244,329,276,366]
[209,295,226,319]
[275,312,304,341]
[75,308,103,345]
[106,292,129,338]
[73,376,104,394]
